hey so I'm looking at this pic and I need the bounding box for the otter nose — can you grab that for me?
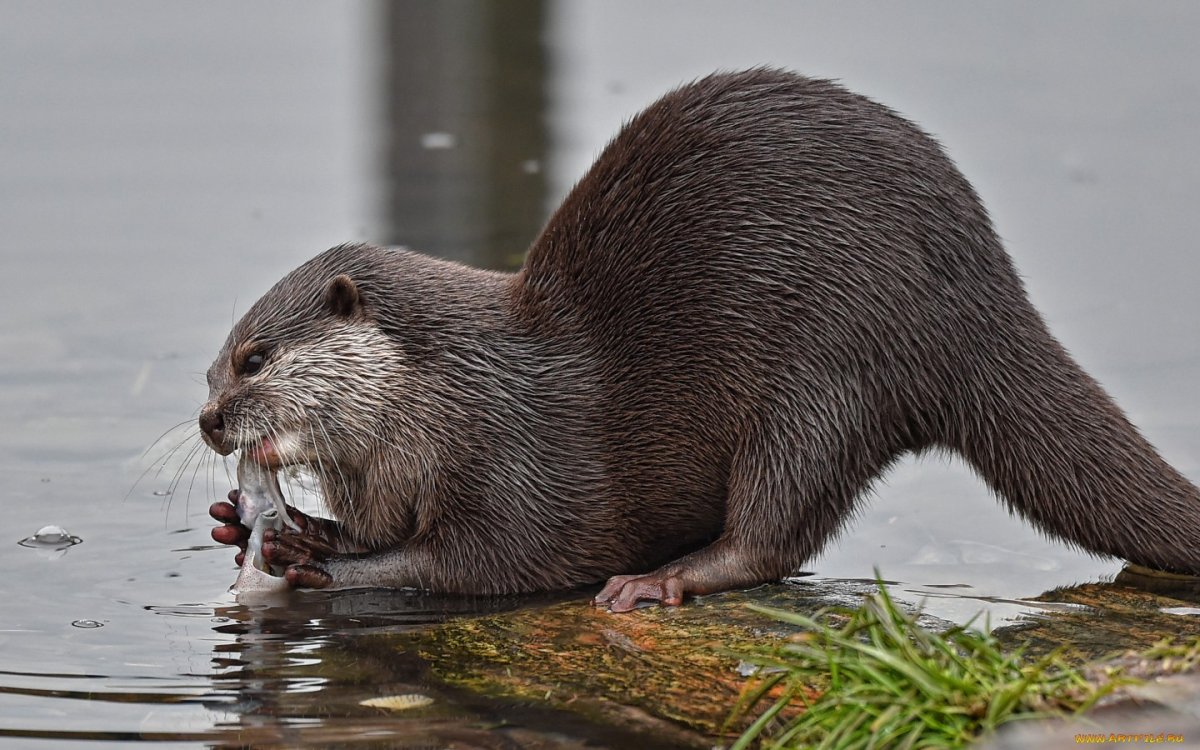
[199,410,226,447]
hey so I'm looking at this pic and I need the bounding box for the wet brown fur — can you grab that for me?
[202,69,1200,595]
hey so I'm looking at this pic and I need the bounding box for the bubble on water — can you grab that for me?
[36,526,69,543]
[71,619,104,629]
[18,525,83,550]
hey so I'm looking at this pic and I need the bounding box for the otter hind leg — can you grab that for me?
[595,402,902,612]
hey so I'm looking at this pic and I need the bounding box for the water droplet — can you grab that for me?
[152,489,171,497]
[71,619,103,629]
[18,525,83,550]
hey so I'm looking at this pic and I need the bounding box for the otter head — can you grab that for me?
[199,245,420,480]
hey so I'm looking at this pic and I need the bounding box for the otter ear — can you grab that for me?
[324,274,363,319]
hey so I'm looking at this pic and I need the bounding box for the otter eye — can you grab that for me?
[241,352,266,377]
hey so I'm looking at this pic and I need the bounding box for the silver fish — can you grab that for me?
[230,507,289,598]
[229,453,299,599]
[235,452,301,531]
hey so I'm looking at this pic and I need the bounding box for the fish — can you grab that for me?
[234,452,301,532]
[230,508,289,598]
[229,453,298,599]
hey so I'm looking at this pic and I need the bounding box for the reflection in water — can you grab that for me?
[380,0,549,270]
[2,578,1198,746]
[198,589,694,749]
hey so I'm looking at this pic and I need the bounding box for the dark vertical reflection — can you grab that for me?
[381,0,548,270]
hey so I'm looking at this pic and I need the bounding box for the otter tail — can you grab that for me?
[946,318,1200,574]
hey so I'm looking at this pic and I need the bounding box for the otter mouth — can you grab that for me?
[245,437,280,468]
[244,434,297,469]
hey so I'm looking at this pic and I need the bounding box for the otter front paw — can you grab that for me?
[593,571,686,612]
[210,492,250,566]
[211,489,343,567]
[284,564,333,589]
[261,527,336,566]
[261,526,345,590]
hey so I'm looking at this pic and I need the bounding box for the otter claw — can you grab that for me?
[286,564,332,589]
[261,527,336,568]
[595,572,686,612]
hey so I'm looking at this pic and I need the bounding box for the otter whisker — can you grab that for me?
[124,424,202,504]
[207,442,229,512]
[182,433,214,522]
[139,418,198,461]
[151,425,203,482]
[165,437,207,499]
[163,435,207,525]
[268,422,299,505]
[309,419,347,513]
[204,448,220,514]
[220,451,235,491]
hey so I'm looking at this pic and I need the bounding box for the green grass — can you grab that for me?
[728,582,1116,749]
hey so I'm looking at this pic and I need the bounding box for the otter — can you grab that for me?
[203,68,1200,612]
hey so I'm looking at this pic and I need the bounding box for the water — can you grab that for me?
[1,0,1199,745]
